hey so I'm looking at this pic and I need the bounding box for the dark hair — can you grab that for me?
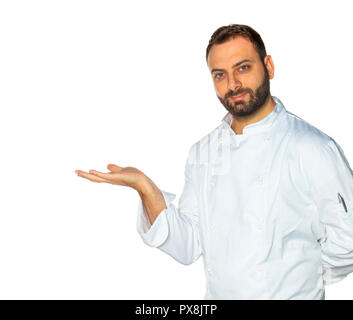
[206,24,267,66]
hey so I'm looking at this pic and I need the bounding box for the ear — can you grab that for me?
[264,55,275,80]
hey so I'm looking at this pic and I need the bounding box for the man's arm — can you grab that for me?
[137,176,167,226]
[75,143,202,266]
[299,135,353,285]
[135,143,203,265]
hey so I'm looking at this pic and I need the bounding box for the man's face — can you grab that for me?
[207,36,273,117]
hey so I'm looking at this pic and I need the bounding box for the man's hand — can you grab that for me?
[75,164,146,191]
[75,164,167,225]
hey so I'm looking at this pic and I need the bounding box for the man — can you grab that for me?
[75,24,353,300]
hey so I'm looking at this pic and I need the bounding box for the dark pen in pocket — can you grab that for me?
[337,192,348,213]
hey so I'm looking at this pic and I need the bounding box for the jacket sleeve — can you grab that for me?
[300,136,353,285]
[136,144,202,265]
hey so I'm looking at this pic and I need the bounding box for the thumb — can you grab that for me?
[107,163,123,172]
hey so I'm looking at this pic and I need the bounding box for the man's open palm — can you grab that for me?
[75,164,145,190]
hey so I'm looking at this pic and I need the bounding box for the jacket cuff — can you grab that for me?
[136,189,176,248]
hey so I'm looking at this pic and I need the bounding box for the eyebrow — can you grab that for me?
[211,59,254,74]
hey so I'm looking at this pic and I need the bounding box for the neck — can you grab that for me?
[231,95,276,135]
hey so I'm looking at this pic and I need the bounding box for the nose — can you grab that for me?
[227,73,242,92]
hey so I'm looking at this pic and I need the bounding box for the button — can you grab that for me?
[257,224,263,230]
[210,225,215,231]
[257,266,263,273]
[207,268,212,273]
[264,137,270,143]
[210,181,215,187]
[258,178,263,185]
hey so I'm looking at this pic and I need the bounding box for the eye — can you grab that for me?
[239,65,250,72]
[214,72,224,80]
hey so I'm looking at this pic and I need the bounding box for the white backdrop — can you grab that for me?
[0,0,352,299]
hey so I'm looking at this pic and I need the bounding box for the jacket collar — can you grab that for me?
[221,96,286,135]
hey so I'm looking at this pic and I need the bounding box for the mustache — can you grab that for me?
[227,90,250,98]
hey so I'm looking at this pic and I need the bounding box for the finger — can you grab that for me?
[75,170,110,183]
[89,169,116,181]
[107,163,123,172]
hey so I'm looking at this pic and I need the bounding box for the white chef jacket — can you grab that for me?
[136,96,353,300]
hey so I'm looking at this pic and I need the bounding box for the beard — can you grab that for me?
[217,67,270,117]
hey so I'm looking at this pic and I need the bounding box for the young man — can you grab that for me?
[75,24,353,300]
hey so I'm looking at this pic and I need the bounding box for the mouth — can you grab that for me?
[230,92,247,101]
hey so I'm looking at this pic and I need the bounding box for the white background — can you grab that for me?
[0,0,352,299]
